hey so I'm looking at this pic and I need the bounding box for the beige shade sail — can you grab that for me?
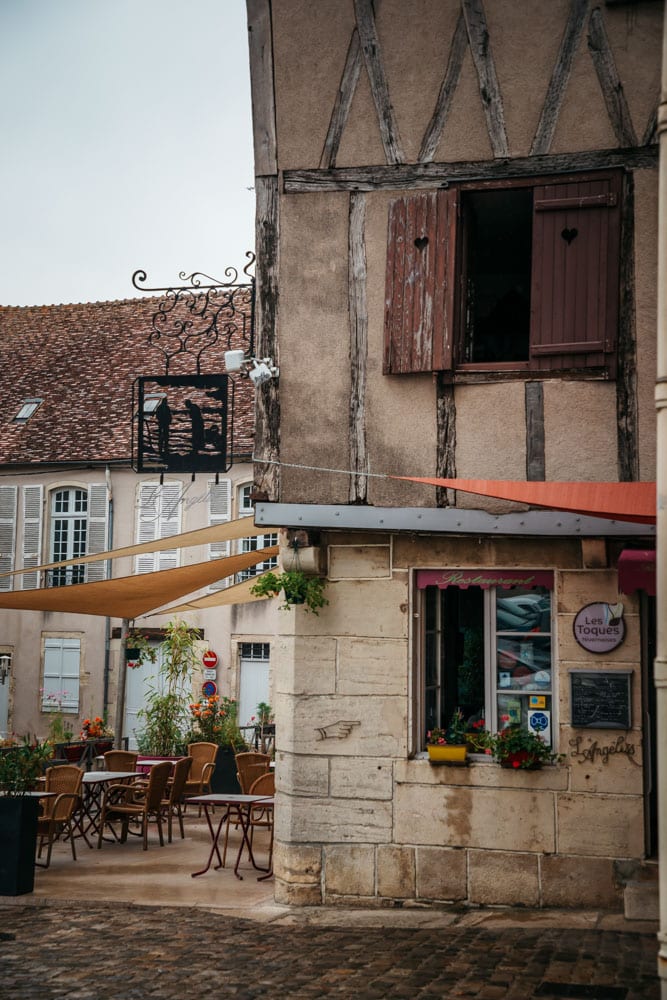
[0,516,268,580]
[150,575,272,616]
[0,546,278,620]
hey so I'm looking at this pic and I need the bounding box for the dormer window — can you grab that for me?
[14,399,42,423]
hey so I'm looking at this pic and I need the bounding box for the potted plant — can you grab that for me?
[465,716,488,753]
[136,619,200,758]
[250,569,329,614]
[0,737,53,895]
[79,715,114,757]
[125,629,158,667]
[484,723,562,769]
[185,694,247,792]
[426,708,468,764]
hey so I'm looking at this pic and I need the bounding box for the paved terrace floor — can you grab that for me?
[0,816,660,999]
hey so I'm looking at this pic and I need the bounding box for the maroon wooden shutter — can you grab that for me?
[383,189,457,374]
[530,172,621,375]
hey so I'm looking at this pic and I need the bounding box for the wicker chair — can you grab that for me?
[35,765,83,868]
[96,760,171,850]
[103,750,139,772]
[235,752,271,794]
[182,742,218,802]
[162,756,192,842]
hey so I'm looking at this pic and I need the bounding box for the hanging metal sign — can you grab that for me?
[133,374,229,473]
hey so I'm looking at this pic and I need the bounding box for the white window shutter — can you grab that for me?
[22,485,43,590]
[157,483,182,572]
[42,637,80,711]
[0,486,17,592]
[86,483,109,582]
[208,479,231,591]
[135,481,182,574]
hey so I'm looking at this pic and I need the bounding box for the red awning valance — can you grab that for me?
[618,549,656,596]
[416,569,554,590]
[393,476,656,525]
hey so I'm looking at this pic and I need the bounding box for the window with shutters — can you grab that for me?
[384,170,621,378]
[207,478,232,592]
[46,485,108,587]
[41,636,81,713]
[135,481,182,574]
[235,483,278,583]
[0,486,17,593]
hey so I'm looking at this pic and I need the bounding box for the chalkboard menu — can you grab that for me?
[570,671,632,730]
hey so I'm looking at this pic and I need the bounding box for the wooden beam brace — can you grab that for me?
[247,0,278,175]
[253,176,281,501]
[284,145,658,193]
[348,192,369,502]
[353,0,405,164]
[320,0,384,169]
[461,0,509,157]
[435,376,457,508]
[587,7,638,147]
[616,171,639,481]
[531,0,591,156]
[419,10,467,163]
[525,382,545,481]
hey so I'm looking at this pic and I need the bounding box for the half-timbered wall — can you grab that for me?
[248,0,660,503]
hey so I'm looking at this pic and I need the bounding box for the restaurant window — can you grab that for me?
[384,170,621,379]
[419,570,555,748]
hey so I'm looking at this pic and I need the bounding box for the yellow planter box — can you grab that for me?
[427,744,468,763]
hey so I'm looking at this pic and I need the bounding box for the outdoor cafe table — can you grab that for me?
[74,771,141,847]
[188,792,274,881]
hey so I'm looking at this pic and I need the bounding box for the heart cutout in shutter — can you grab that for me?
[561,227,578,245]
[414,236,428,251]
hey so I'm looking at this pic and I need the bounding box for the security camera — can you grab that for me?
[224,349,246,372]
[248,361,274,388]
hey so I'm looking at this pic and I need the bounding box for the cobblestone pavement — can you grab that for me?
[0,901,659,1000]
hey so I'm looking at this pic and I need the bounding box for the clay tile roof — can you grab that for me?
[0,297,255,467]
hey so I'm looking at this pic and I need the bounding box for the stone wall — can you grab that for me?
[272,536,646,910]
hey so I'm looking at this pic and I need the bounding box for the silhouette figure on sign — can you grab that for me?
[185,399,205,454]
[155,398,172,459]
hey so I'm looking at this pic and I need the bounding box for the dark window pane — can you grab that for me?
[463,188,532,363]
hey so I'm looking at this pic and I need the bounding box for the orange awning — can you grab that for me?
[0,546,278,620]
[393,476,656,525]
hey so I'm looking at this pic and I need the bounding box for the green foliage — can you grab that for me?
[136,619,201,756]
[125,629,158,666]
[0,738,53,795]
[426,708,468,746]
[483,725,562,767]
[255,702,273,726]
[250,570,328,614]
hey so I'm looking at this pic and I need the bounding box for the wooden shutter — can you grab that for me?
[135,481,182,574]
[86,483,108,583]
[208,479,232,592]
[383,189,457,373]
[0,486,17,593]
[22,485,43,590]
[530,172,621,375]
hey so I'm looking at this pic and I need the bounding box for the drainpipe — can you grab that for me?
[114,618,130,750]
[102,466,113,720]
[655,8,667,995]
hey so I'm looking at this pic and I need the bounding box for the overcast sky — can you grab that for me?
[0,0,255,307]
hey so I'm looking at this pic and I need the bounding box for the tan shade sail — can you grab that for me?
[394,476,656,525]
[0,516,267,580]
[150,575,272,616]
[0,546,278,620]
